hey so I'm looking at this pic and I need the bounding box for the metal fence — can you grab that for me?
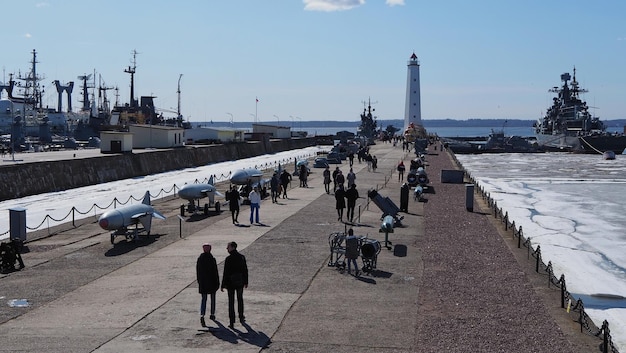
[450,152,620,353]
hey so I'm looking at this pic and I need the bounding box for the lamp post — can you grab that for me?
[289,115,294,129]
[297,116,302,131]
[226,112,233,125]
[273,115,279,124]
[250,113,256,132]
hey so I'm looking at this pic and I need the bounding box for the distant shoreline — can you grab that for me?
[191,118,626,129]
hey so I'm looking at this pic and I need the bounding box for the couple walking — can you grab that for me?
[196,241,249,329]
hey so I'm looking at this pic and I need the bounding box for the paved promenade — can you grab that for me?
[0,142,596,352]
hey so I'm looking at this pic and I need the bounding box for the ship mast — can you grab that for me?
[16,49,45,113]
[177,74,182,118]
[124,50,138,108]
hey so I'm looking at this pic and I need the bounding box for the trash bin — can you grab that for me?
[400,183,409,212]
[9,208,26,243]
[465,184,474,212]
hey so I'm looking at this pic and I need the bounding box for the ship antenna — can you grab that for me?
[124,49,139,108]
[177,74,183,118]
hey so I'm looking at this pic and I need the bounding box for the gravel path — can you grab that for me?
[415,148,592,353]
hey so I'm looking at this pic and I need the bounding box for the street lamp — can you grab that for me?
[226,112,233,125]
[250,113,256,122]
[273,115,279,124]
[289,115,294,129]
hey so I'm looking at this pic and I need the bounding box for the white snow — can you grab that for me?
[457,152,626,351]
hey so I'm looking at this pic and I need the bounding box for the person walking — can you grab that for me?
[323,166,331,194]
[397,161,406,182]
[196,243,219,327]
[226,185,240,224]
[299,163,308,188]
[332,166,340,192]
[345,228,360,276]
[348,151,354,167]
[345,183,359,223]
[221,241,249,329]
[270,172,280,203]
[335,184,346,221]
[346,168,356,188]
[280,169,291,199]
[371,156,378,172]
[248,185,261,224]
[335,170,345,191]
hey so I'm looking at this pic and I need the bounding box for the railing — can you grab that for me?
[452,152,620,353]
[0,152,317,239]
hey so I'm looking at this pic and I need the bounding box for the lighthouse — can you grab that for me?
[404,52,422,130]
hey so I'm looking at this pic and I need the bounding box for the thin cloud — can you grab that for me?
[24,33,32,39]
[303,0,365,12]
[35,2,49,7]
[386,0,405,6]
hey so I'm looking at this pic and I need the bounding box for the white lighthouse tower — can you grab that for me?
[404,52,422,130]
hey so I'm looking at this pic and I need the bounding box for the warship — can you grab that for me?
[534,69,626,153]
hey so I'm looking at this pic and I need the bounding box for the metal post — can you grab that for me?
[535,245,541,273]
[465,184,474,212]
[560,275,566,308]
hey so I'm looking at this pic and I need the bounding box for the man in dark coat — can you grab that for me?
[226,185,240,224]
[280,169,291,199]
[196,243,219,327]
[270,172,280,203]
[221,241,249,328]
[345,183,360,223]
[332,167,340,191]
[335,184,346,221]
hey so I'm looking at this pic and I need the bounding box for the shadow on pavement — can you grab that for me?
[105,235,161,257]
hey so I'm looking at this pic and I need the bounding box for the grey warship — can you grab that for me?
[534,69,626,153]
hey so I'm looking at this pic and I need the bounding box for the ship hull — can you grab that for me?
[536,133,626,153]
[535,133,580,151]
[579,135,626,154]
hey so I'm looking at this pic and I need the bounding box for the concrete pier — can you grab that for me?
[0,142,597,352]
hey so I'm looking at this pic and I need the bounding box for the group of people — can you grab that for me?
[334,182,360,223]
[226,169,293,225]
[196,241,249,329]
[322,166,360,222]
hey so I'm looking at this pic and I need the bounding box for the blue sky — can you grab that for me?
[1,0,625,123]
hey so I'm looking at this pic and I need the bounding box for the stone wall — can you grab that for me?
[0,138,317,201]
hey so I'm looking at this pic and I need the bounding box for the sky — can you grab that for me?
[1,0,626,123]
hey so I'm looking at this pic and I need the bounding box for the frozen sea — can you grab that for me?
[456,152,626,351]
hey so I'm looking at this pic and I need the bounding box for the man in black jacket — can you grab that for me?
[226,185,240,224]
[221,241,249,328]
[196,244,219,327]
[345,183,360,223]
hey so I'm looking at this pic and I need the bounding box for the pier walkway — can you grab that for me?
[0,142,596,352]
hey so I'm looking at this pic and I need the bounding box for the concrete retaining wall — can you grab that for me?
[0,138,317,201]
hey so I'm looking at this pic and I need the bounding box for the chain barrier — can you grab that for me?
[445,152,618,351]
[463,167,619,352]
[1,152,318,237]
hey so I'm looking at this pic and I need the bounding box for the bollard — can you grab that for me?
[465,184,474,212]
[399,183,409,212]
